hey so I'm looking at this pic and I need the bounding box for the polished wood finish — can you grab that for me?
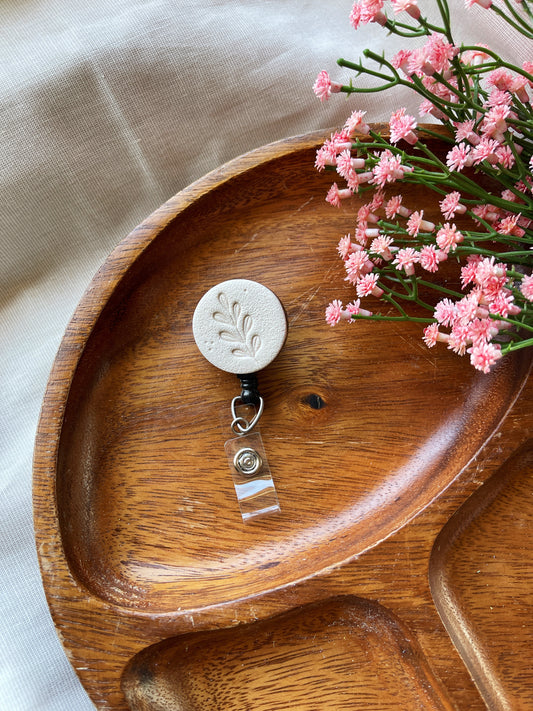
[33,129,532,710]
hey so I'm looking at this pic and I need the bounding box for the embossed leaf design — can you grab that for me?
[212,291,261,360]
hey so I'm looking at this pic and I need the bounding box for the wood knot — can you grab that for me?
[303,393,326,410]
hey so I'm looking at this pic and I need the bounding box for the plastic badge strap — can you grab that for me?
[225,430,280,523]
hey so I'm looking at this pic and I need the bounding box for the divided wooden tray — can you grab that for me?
[33,130,533,709]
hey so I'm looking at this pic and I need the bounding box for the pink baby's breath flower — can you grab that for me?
[336,149,358,184]
[385,195,411,219]
[372,151,405,187]
[462,46,490,66]
[448,322,471,355]
[344,250,373,284]
[471,137,500,165]
[389,107,418,145]
[313,70,342,102]
[446,143,472,171]
[406,210,435,236]
[456,294,480,324]
[439,191,466,220]
[511,75,530,102]
[436,222,464,253]
[370,234,394,260]
[489,289,520,317]
[358,203,379,224]
[468,341,502,373]
[326,183,352,207]
[487,68,515,92]
[337,234,357,259]
[522,61,533,85]
[465,0,492,8]
[369,189,385,213]
[495,145,515,169]
[349,0,387,30]
[325,299,344,326]
[344,110,370,136]
[423,323,440,348]
[497,213,525,237]
[392,49,412,74]
[467,317,498,345]
[454,120,480,145]
[474,256,507,289]
[419,244,445,272]
[520,274,533,302]
[391,0,420,18]
[393,247,420,275]
[356,272,384,298]
[461,256,482,288]
[345,299,373,318]
[482,103,511,137]
[434,298,458,327]
[423,33,459,74]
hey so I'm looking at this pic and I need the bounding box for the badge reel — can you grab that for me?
[192,279,287,523]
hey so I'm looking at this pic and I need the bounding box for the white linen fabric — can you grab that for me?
[0,1,527,708]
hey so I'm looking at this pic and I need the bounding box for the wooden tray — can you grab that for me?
[33,130,533,710]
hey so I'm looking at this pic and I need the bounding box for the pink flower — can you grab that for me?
[511,74,530,102]
[434,298,458,327]
[344,250,373,284]
[520,274,533,302]
[471,137,500,165]
[393,247,420,275]
[336,149,358,184]
[468,341,502,374]
[370,234,394,260]
[391,0,420,18]
[392,49,412,74]
[448,322,471,355]
[446,143,472,171]
[313,70,342,101]
[436,222,464,253]
[345,299,373,318]
[344,110,370,136]
[356,272,384,298]
[456,294,480,324]
[385,195,411,219]
[337,234,357,259]
[482,103,511,138]
[495,145,515,169]
[406,210,435,236]
[454,119,480,145]
[489,289,520,317]
[487,68,514,92]
[357,203,379,224]
[419,245,445,272]
[349,0,387,30]
[423,323,440,347]
[467,318,498,345]
[423,33,459,74]
[326,183,352,207]
[369,189,385,213]
[462,46,490,66]
[486,88,513,108]
[372,151,406,187]
[325,299,344,326]
[497,213,524,237]
[461,258,482,289]
[474,257,507,290]
[465,0,492,8]
[439,191,466,220]
[389,107,418,144]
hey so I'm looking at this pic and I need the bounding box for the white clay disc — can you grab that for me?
[192,279,287,374]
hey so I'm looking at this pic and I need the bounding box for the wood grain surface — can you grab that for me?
[33,129,532,710]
